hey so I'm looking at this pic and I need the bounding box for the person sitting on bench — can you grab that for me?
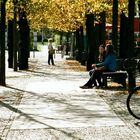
[89,44,106,83]
[80,44,116,89]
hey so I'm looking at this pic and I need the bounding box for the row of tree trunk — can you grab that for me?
[0,1,30,86]
[8,12,30,70]
[0,0,136,90]
[74,0,136,91]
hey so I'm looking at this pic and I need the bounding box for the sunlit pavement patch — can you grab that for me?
[10,89,125,130]
[26,81,81,93]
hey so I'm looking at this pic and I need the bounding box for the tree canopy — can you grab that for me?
[5,0,131,32]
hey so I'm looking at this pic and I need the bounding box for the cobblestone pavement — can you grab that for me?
[0,45,140,140]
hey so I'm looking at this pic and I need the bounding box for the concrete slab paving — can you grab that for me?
[10,91,125,130]
[4,126,140,140]
[0,45,140,139]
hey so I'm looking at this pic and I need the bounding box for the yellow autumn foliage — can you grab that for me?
[5,0,128,32]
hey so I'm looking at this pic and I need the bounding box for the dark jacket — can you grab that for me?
[96,53,116,72]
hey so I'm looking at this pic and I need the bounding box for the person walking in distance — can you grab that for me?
[48,38,55,65]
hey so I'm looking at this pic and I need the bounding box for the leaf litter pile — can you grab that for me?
[64,60,86,72]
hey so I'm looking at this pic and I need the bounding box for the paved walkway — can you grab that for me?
[0,45,140,140]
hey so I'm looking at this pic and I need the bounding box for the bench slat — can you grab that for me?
[102,71,127,88]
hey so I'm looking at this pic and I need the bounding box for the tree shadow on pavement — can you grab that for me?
[22,69,87,81]
[2,85,113,139]
[0,95,83,140]
[2,85,118,130]
[5,86,113,119]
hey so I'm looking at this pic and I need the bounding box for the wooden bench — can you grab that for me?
[102,71,127,87]
[102,59,127,88]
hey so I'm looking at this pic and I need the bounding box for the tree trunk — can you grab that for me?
[79,26,85,64]
[119,13,129,59]
[69,32,74,58]
[7,20,14,68]
[86,14,95,71]
[0,1,6,86]
[59,32,63,52]
[13,1,18,71]
[75,28,80,61]
[66,33,70,55]
[127,0,135,92]
[112,0,118,54]
[128,0,135,58]
[99,11,106,46]
[18,12,30,70]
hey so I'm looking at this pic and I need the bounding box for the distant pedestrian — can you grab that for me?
[48,38,55,65]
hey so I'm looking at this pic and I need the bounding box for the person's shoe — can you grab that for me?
[92,85,97,88]
[98,83,104,88]
[80,85,93,89]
